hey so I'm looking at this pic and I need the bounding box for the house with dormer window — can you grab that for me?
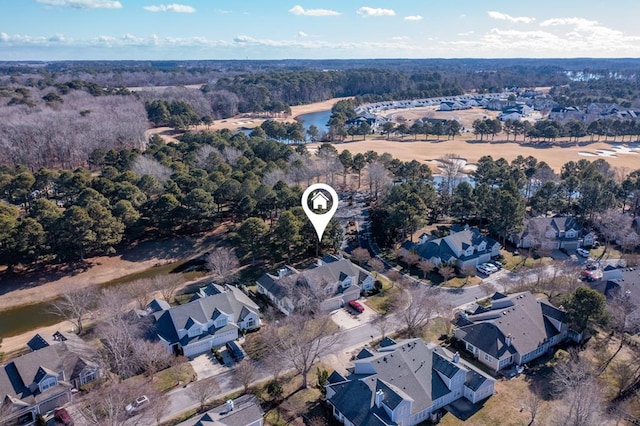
[0,330,101,425]
[150,284,261,358]
[402,225,500,270]
[511,216,594,251]
[256,255,375,315]
[454,292,568,372]
[326,339,495,426]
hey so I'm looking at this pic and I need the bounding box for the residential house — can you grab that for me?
[402,225,500,270]
[151,284,261,358]
[326,338,495,426]
[454,292,568,372]
[497,104,534,121]
[256,254,375,316]
[0,330,100,426]
[549,106,585,123]
[589,268,640,334]
[511,216,594,251]
[178,394,264,426]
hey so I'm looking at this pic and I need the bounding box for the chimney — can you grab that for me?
[505,334,513,347]
[453,352,460,363]
[226,399,234,412]
[278,268,287,278]
[375,389,384,408]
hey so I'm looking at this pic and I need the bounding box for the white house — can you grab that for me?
[512,216,594,251]
[454,292,568,372]
[326,339,495,426]
[256,255,375,315]
[151,284,261,358]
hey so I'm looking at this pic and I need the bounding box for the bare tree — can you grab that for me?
[365,162,392,200]
[221,146,243,166]
[367,257,385,274]
[351,247,371,265]
[400,249,420,270]
[187,378,220,411]
[438,153,466,195]
[478,281,495,298]
[439,265,455,284]
[77,381,145,426]
[206,247,240,284]
[235,359,257,393]
[523,383,544,426]
[551,356,603,426]
[598,287,639,372]
[262,314,341,388]
[134,340,173,376]
[372,314,389,338]
[50,287,96,335]
[151,394,171,426]
[126,278,154,310]
[130,156,172,185]
[461,264,476,285]
[151,274,182,304]
[608,360,637,398]
[399,284,446,337]
[417,259,435,279]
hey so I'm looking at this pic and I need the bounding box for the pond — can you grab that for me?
[0,260,201,339]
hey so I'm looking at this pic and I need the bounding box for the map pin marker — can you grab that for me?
[301,183,339,242]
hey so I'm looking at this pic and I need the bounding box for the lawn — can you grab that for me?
[365,276,401,315]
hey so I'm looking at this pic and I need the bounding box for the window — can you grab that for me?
[40,376,57,392]
[246,318,255,328]
[466,342,476,354]
[80,370,96,385]
[566,230,575,238]
[484,353,493,363]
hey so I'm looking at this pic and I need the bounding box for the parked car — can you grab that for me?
[580,269,603,282]
[54,408,74,426]
[482,263,498,274]
[226,340,245,361]
[577,248,590,257]
[476,264,492,275]
[125,395,150,415]
[489,260,503,270]
[348,300,365,313]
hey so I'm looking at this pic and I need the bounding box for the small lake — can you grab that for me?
[296,109,331,132]
[0,261,201,339]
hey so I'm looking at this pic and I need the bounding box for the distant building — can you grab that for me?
[180,394,264,426]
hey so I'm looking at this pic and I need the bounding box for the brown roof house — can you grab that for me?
[454,292,568,372]
[326,338,495,426]
[0,331,100,426]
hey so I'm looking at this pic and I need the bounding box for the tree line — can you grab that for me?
[473,117,640,143]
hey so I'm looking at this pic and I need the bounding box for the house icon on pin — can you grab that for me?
[311,191,330,210]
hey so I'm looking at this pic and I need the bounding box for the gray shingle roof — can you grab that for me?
[153,286,259,346]
[458,292,565,359]
[193,394,264,426]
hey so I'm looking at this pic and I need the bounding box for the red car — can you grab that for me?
[348,300,365,313]
[54,408,74,426]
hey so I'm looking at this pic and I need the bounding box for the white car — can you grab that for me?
[483,263,499,274]
[577,248,590,258]
[125,395,149,415]
[476,264,492,275]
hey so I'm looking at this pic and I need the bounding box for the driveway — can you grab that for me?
[330,303,377,330]
[189,353,227,380]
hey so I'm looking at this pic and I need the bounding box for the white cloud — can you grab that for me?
[391,36,409,41]
[36,0,122,9]
[297,31,308,38]
[357,7,395,17]
[457,31,474,37]
[143,4,195,13]
[0,32,9,42]
[404,15,423,21]
[540,17,598,27]
[288,5,340,17]
[488,11,535,24]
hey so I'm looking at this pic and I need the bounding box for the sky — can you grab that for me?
[1,0,640,60]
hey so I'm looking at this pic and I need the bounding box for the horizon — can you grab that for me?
[2,1,640,61]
